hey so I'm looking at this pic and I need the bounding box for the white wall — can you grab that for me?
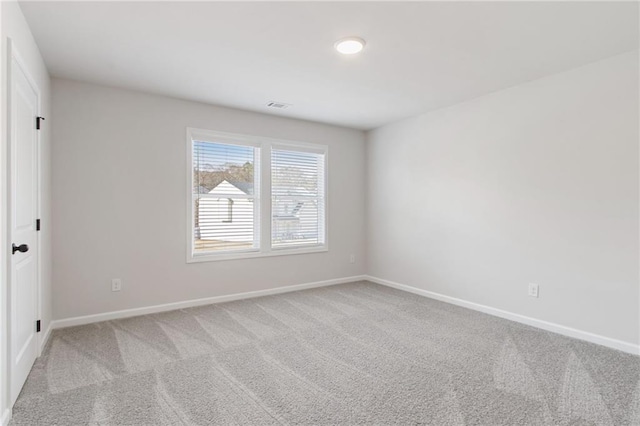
[51,78,366,320]
[367,51,639,346]
[1,1,52,421]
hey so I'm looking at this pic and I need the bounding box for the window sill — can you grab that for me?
[187,245,328,263]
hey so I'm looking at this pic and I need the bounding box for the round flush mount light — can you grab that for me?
[334,37,366,55]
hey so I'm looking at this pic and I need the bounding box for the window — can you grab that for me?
[223,198,234,223]
[191,140,260,254]
[271,148,325,248]
[187,129,327,262]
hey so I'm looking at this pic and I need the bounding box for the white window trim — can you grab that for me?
[186,128,329,263]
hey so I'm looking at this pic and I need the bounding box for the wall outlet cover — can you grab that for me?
[112,279,122,292]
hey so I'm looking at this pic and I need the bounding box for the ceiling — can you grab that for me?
[20,1,639,130]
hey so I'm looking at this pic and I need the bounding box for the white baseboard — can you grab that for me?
[365,275,640,356]
[50,273,638,355]
[1,408,11,426]
[52,275,367,329]
[39,321,53,353]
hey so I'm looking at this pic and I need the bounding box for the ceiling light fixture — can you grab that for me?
[334,37,365,55]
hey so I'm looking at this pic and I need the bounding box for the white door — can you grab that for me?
[9,50,40,405]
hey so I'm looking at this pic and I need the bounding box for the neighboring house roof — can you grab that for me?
[210,180,316,199]
[196,185,210,194]
[227,180,254,195]
[209,179,254,195]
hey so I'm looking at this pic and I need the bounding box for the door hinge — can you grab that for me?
[36,218,41,231]
[36,116,45,130]
[36,320,41,333]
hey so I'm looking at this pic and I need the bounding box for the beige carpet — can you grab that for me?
[10,281,640,425]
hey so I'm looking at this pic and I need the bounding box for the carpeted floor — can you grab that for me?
[10,281,640,425]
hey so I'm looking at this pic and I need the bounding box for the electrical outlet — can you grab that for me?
[528,283,539,298]
[349,254,356,264]
[111,278,122,292]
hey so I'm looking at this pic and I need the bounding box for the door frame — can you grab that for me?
[5,37,43,405]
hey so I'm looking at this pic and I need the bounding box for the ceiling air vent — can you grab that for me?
[266,101,291,109]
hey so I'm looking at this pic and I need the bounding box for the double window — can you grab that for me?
[187,129,327,262]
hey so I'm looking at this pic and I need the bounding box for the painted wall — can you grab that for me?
[366,51,639,346]
[51,78,366,320]
[1,1,52,421]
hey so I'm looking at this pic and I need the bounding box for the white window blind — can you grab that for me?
[271,148,326,248]
[192,141,260,254]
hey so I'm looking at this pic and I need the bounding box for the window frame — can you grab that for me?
[186,128,328,263]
